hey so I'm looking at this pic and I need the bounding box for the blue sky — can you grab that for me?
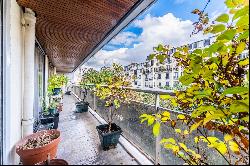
[84,0,227,69]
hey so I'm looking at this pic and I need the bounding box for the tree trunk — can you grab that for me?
[108,122,112,133]
[108,107,112,132]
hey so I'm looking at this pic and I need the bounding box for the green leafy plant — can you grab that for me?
[81,63,131,132]
[140,0,249,165]
[47,74,69,95]
[40,96,59,115]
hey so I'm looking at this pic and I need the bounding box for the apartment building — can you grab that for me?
[124,36,249,89]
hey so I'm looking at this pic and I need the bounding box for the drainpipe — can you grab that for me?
[22,8,36,137]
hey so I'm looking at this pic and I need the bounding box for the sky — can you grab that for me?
[82,0,227,70]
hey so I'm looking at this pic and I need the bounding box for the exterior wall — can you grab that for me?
[5,0,24,164]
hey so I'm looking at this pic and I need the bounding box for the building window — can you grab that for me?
[166,82,169,86]
[193,42,197,49]
[158,74,161,79]
[134,70,137,76]
[174,72,179,79]
[167,57,171,63]
[151,60,154,66]
[204,39,210,46]
[166,65,171,71]
[166,73,169,79]
[188,44,192,49]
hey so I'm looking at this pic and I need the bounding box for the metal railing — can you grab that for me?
[70,85,226,165]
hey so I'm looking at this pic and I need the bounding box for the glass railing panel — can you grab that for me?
[114,101,156,161]
[87,90,156,161]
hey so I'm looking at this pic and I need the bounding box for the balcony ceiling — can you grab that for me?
[17,0,141,73]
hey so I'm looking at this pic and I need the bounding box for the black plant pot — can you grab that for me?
[40,113,59,129]
[52,113,60,129]
[53,88,61,95]
[96,123,122,150]
[75,101,89,113]
[65,91,71,95]
[40,116,54,125]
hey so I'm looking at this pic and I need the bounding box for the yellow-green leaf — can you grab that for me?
[216,142,228,155]
[183,130,189,135]
[224,134,233,142]
[230,101,249,113]
[239,59,249,66]
[241,116,249,122]
[161,138,176,144]
[190,120,203,133]
[178,143,188,151]
[236,42,246,54]
[203,112,226,125]
[162,111,170,118]
[216,14,229,23]
[148,116,155,126]
[194,137,199,143]
[223,86,248,94]
[211,24,226,34]
[175,129,182,134]
[148,54,155,60]
[153,122,161,137]
[233,6,249,20]
[229,141,240,154]
[177,114,185,120]
[236,15,249,27]
[160,94,172,100]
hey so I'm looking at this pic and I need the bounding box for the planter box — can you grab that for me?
[16,130,60,165]
[75,101,89,113]
[96,123,122,150]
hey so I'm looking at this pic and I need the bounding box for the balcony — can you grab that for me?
[1,0,249,165]
[0,0,157,165]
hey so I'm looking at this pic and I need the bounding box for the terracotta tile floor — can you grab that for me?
[56,95,138,165]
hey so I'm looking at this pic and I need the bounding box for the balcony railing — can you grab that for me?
[71,85,227,165]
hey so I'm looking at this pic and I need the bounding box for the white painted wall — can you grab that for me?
[5,0,24,164]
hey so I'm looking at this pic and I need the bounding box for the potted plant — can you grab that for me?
[74,89,89,113]
[40,97,60,130]
[16,130,61,165]
[92,64,131,150]
[75,100,89,113]
[48,74,69,96]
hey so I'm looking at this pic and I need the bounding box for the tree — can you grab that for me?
[81,63,132,132]
[140,0,249,164]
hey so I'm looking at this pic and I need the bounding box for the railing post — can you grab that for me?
[155,93,160,165]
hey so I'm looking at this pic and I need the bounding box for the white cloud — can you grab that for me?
[109,32,138,47]
[84,13,207,70]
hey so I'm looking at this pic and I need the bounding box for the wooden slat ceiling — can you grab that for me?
[17,0,139,73]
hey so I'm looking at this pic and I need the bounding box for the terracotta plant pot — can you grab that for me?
[36,159,68,165]
[16,130,61,165]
